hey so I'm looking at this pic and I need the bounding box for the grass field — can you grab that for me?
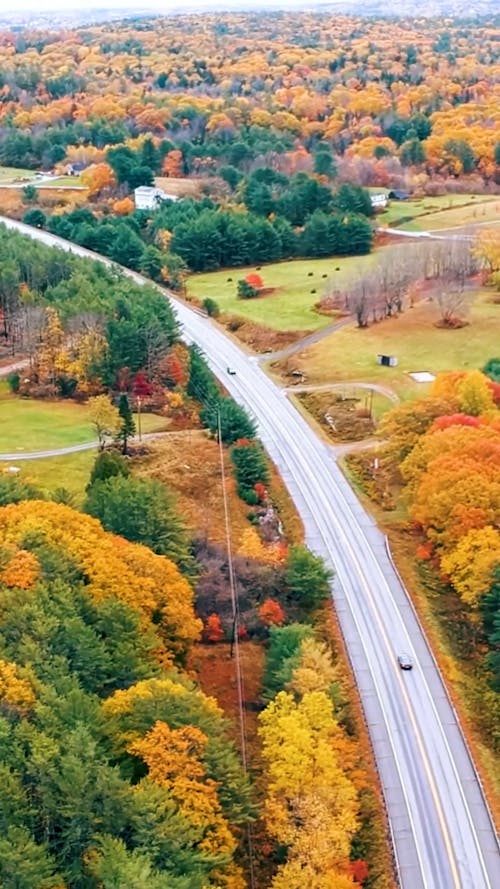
[40,176,84,188]
[378,194,498,231]
[277,289,499,400]
[8,450,97,504]
[0,166,36,182]
[0,390,168,453]
[187,254,377,331]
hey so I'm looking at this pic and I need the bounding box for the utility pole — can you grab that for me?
[137,395,142,441]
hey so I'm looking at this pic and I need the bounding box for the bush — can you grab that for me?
[202,297,220,317]
[22,208,46,228]
[237,485,260,505]
[6,372,20,393]
[237,279,258,299]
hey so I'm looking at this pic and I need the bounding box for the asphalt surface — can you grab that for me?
[1,215,499,889]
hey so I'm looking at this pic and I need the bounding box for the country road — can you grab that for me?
[1,215,499,889]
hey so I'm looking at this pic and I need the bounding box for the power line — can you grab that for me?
[216,407,257,889]
[217,406,248,768]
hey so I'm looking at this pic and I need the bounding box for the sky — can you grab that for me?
[1,0,310,10]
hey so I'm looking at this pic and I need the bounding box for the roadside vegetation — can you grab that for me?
[0,229,394,888]
[344,367,500,814]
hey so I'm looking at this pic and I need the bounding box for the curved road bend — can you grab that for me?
[1,215,499,889]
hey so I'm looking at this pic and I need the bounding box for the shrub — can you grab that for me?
[202,297,220,317]
[237,485,260,505]
[6,372,20,393]
[237,279,259,299]
[204,613,224,643]
[22,208,46,228]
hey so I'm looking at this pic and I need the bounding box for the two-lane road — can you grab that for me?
[2,215,499,888]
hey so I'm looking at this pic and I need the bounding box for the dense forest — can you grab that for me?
[0,11,498,187]
[0,11,499,277]
[0,226,388,888]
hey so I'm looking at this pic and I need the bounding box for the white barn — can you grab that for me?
[370,192,388,210]
[134,186,178,211]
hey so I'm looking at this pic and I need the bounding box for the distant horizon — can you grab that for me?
[0,0,320,11]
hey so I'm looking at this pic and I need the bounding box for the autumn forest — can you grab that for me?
[0,6,499,889]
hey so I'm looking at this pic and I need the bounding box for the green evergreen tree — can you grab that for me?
[87,450,130,491]
[84,475,193,572]
[262,623,314,700]
[116,393,136,455]
[285,545,333,611]
[200,396,256,445]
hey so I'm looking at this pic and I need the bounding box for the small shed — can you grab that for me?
[377,354,398,367]
[388,190,410,201]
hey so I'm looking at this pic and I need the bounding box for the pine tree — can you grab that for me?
[116,394,136,455]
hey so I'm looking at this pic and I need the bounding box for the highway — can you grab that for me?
[2,215,499,888]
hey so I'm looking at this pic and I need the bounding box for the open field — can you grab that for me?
[0,390,168,453]
[187,254,377,332]
[274,289,500,400]
[378,193,499,231]
[5,449,97,504]
[154,176,208,197]
[0,166,36,182]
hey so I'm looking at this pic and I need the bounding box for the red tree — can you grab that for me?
[204,613,224,643]
[258,598,285,627]
[245,273,264,290]
[132,371,153,398]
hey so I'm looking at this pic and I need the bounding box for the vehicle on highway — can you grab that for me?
[398,653,413,671]
[227,366,236,375]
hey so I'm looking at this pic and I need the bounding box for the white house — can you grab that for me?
[370,192,388,210]
[134,186,178,211]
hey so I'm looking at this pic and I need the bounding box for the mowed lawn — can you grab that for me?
[12,450,98,504]
[379,194,499,232]
[283,290,499,400]
[0,390,168,453]
[0,165,36,182]
[187,254,377,331]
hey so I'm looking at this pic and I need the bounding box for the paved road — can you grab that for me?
[0,431,197,462]
[1,215,499,889]
[381,226,475,241]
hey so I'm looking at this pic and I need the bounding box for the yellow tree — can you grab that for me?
[271,861,355,889]
[81,163,116,197]
[0,659,37,716]
[37,307,69,386]
[441,526,500,607]
[258,691,359,869]
[472,228,500,279]
[286,637,338,697]
[87,394,121,449]
[456,370,496,417]
[129,721,237,859]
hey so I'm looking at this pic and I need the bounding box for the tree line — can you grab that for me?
[374,368,500,751]
[23,172,374,276]
[1,12,500,189]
